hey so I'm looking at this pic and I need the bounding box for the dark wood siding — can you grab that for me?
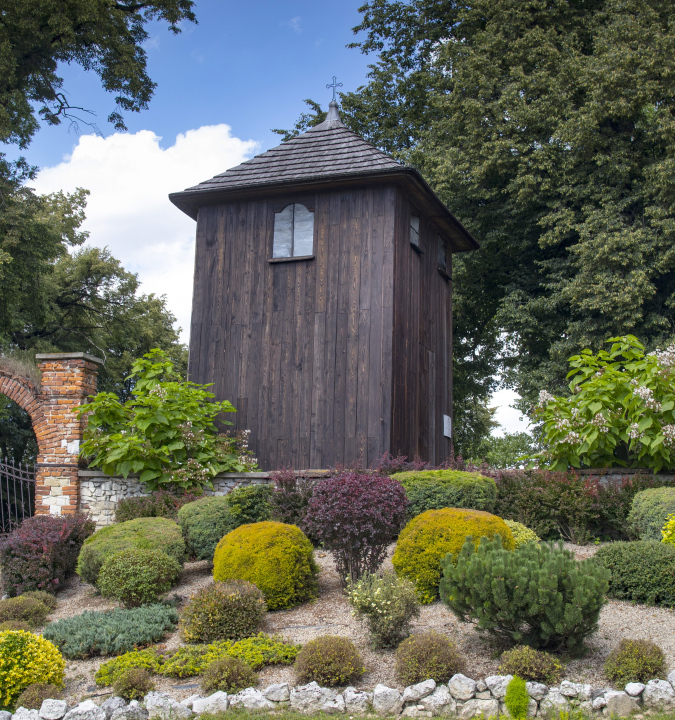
[188,186,397,470]
[391,188,453,465]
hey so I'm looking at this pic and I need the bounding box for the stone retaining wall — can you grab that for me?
[78,470,330,526]
[11,671,675,720]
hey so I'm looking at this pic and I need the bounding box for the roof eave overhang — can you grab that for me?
[169,168,479,253]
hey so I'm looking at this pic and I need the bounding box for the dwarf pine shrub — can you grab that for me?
[440,537,609,653]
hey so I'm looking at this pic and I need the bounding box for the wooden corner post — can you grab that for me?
[34,353,103,516]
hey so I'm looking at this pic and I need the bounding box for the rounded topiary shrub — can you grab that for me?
[178,496,237,561]
[15,683,62,710]
[395,632,466,685]
[504,520,541,548]
[627,487,675,540]
[593,540,675,607]
[98,548,181,607]
[392,508,515,603]
[498,646,563,685]
[76,517,186,587]
[201,657,258,694]
[213,522,318,610]
[113,668,155,701]
[0,631,65,710]
[0,596,50,628]
[604,639,666,689]
[395,470,498,516]
[294,636,365,686]
[180,580,266,643]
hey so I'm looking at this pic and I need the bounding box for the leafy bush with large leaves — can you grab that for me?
[530,336,675,472]
[78,349,256,493]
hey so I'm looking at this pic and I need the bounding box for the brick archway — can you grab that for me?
[0,353,102,516]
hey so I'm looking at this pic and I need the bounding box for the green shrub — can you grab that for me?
[294,636,364,687]
[201,657,257,694]
[20,592,57,612]
[593,540,675,606]
[504,676,530,720]
[178,496,237,560]
[98,548,181,607]
[440,537,609,653]
[95,648,163,686]
[157,634,300,678]
[395,632,466,685]
[115,491,198,523]
[226,484,273,525]
[604,639,666,689]
[396,470,497,516]
[0,596,50,628]
[504,520,541,547]
[347,570,420,648]
[0,621,30,632]
[15,683,62,710]
[113,668,155,700]
[213,521,318,610]
[76,517,185,586]
[42,605,179,659]
[393,508,515,603]
[628,488,675,540]
[0,631,65,710]
[179,581,266,643]
[498,645,563,685]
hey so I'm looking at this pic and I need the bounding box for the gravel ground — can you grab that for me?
[37,543,675,706]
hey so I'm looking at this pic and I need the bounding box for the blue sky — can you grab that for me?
[20,0,373,170]
[18,0,526,435]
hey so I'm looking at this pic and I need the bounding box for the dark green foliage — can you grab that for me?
[605,639,666,689]
[200,657,257,694]
[178,496,237,560]
[396,470,497,516]
[115,491,198,523]
[441,537,609,653]
[179,581,266,643]
[504,676,530,720]
[628,488,675,540]
[395,632,466,685]
[268,468,315,532]
[294,636,365,687]
[593,541,675,607]
[42,604,179,658]
[20,591,57,612]
[97,548,181,607]
[15,684,61,710]
[498,646,563,685]
[76,517,185,586]
[178,486,272,561]
[113,668,155,701]
[0,596,50,628]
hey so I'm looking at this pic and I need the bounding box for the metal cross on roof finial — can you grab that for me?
[326,76,343,102]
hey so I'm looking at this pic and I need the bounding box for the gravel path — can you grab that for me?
[39,543,675,706]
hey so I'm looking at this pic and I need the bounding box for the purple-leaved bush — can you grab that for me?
[304,471,408,584]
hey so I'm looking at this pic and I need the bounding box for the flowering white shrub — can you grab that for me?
[347,570,420,649]
[530,336,675,472]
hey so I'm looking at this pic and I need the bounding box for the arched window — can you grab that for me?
[273,203,314,259]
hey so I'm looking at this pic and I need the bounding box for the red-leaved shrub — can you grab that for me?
[303,471,408,583]
[0,514,95,596]
[269,467,315,531]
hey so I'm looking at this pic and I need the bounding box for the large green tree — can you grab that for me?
[287,0,675,450]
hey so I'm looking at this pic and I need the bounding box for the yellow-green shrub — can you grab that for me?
[0,631,65,710]
[504,520,540,547]
[663,513,675,546]
[213,521,318,610]
[95,648,163,687]
[392,508,515,603]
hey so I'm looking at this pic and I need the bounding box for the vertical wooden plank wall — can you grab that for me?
[188,186,396,470]
[391,189,453,465]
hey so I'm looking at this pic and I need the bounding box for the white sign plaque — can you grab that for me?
[443,414,452,438]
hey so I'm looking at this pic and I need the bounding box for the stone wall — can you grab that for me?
[78,470,330,526]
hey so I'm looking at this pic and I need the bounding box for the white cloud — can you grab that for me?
[32,126,258,343]
[282,16,302,34]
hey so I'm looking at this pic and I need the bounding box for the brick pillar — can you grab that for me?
[34,353,103,516]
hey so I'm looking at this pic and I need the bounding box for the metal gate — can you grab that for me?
[0,458,35,533]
